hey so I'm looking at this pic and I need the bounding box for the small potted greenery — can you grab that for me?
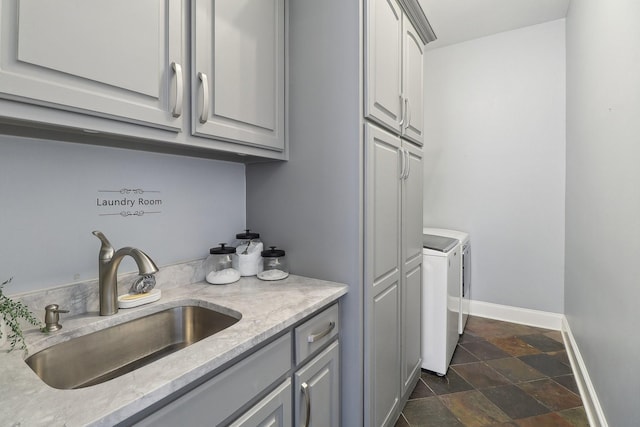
[0,277,41,352]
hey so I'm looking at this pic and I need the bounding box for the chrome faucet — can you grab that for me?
[92,231,159,316]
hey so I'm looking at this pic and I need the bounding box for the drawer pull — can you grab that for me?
[307,321,335,343]
[301,382,311,427]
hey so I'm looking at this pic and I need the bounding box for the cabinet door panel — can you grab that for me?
[402,17,424,145]
[402,261,422,394]
[372,283,400,427]
[365,124,402,295]
[193,0,285,151]
[0,0,182,130]
[402,142,424,266]
[229,379,292,427]
[365,0,403,133]
[294,341,340,427]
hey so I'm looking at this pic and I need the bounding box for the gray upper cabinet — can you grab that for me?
[365,0,404,133]
[192,0,286,152]
[401,16,425,146]
[0,0,183,131]
[365,0,425,145]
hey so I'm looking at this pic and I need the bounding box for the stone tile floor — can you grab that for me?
[395,316,589,427]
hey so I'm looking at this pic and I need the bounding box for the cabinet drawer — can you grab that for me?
[134,333,292,426]
[294,304,339,364]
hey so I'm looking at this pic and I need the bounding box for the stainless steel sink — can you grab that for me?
[26,305,241,390]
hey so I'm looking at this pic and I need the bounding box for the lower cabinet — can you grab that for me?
[229,379,292,427]
[294,341,340,427]
[130,303,339,427]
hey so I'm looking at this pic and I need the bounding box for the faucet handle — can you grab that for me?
[44,304,69,332]
[92,230,115,260]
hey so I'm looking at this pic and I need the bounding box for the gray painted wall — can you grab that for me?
[246,1,363,425]
[565,0,640,425]
[0,135,246,295]
[423,20,566,313]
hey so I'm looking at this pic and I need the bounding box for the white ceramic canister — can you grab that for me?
[232,230,264,276]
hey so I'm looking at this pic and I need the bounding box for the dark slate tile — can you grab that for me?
[557,407,590,427]
[439,390,511,426]
[485,423,519,427]
[402,396,465,427]
[461,340,511,361]
[452,362,511,389]
[409,378,435,400]
[552,374,580,395]
[518,379,583,412]
[459,330,484,344]
[519,354,573,377]
[451,344,480,365]
[514,412,575,427]
[394,414,410,427]
[548,350,570,366]
[486,357,546,383]
[481,385,549,419]
[421,368,474,396]
[466,317,549,339]
[544,330,564,343]
[487,336,540,357]
[519,334,566,352]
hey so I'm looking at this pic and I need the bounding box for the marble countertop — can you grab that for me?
[0,274,347,426]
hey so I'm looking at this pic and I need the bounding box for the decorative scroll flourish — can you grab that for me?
[98,211,162,217]
[98,188,161,195]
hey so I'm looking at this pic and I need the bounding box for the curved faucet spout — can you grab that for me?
[112,247,159,276]
[92,231,159,316]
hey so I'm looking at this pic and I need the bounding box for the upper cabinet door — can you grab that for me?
[192,0,285,151]
[402,16,424,146]
[0,0,183,131]
[365,0,403,133]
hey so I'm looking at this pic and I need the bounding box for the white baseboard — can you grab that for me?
[562,317,608,427]
[468,300,564,330]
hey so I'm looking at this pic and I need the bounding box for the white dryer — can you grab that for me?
[423,228,471,335]
[421,234,461,375]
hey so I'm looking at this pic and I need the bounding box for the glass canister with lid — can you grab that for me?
[257,246,289,281]
[232,229,264,276]
[205,243,240,285]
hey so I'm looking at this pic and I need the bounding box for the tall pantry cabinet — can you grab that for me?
[245,1,435,426]
[364,0,429,425]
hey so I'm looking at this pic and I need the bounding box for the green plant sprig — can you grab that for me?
[0,277,41,352]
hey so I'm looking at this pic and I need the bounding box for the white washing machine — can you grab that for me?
[421,234,461,375]
[423,227,471,335]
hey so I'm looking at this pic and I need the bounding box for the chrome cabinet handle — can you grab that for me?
[405,98,411,130]
[307,321,335,343]
[198,72,209,124]
[171,62,183,118]
[301,382,311,427]
[406,148,411,178]
[399,148,406,180]
[398,94,404,127]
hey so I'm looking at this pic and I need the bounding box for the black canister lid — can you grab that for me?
[235,229,260,240]
[261,246,285,258]
[210,243,236,254]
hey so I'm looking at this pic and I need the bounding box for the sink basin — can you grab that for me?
[26,305,240,390]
